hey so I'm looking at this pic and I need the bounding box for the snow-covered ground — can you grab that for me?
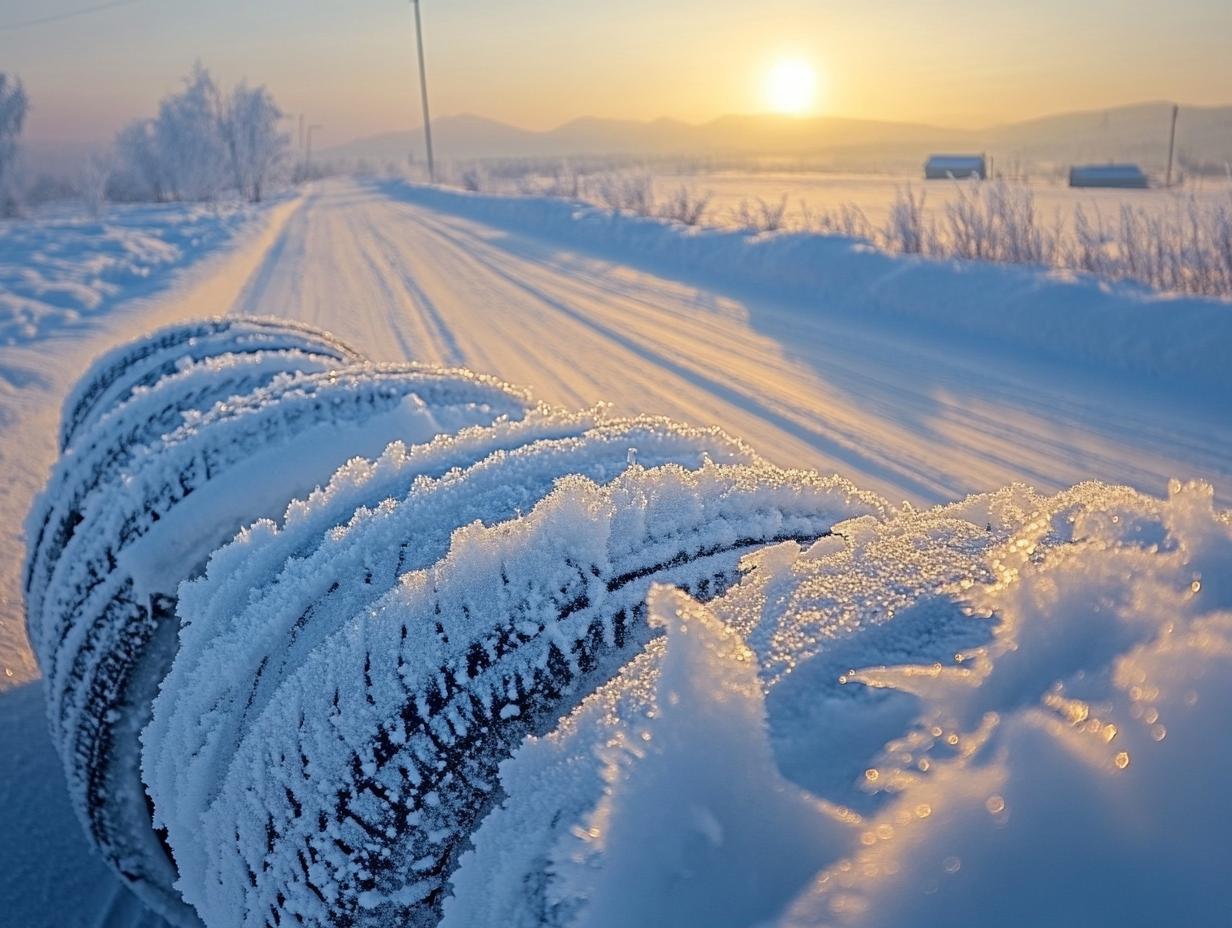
[0,201,266,347]
[4,176,1232,926]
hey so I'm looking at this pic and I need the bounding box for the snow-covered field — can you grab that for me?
[4,177,1232,926]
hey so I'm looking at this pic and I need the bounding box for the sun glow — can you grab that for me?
[763,58,819,115]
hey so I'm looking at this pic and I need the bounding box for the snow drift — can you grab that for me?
[23,318,1232,928]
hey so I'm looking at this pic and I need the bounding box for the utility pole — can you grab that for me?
[305,124,323,174]
[1166,104,1179,188]
[411,0,435,183]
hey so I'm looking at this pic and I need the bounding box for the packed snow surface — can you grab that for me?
[3,177,1232,928]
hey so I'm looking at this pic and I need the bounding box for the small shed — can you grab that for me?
[924,154,987,180]
[1069,164,1149,189]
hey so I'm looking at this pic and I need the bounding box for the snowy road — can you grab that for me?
[234,177,1232,507]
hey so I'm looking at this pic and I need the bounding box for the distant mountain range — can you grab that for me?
[326,102,1232,175]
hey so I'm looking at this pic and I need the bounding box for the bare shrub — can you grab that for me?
[884,185,930,254]
[593,172,655,216]
[460,165,486,192]
[805,201,875,239]
[729,194,788,232]
[658,185,711,225]
[545,162,582,199]
[873,179,1232,298]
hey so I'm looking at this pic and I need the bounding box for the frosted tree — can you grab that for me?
[0,73,29,216]
[220,83,288,202]
[79,148,114,217]
[113,119,166,201]
[153,63,228,201]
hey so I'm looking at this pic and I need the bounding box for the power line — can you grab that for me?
[0,0,142,33]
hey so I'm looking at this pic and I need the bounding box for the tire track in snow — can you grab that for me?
[226,177,1232,506]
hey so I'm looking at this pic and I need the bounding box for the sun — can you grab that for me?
[764,58,818,115]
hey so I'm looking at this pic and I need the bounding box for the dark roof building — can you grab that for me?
[1069,164,1149,188]
[924,154,987,180]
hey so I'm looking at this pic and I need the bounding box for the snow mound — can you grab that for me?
[445,480,1232,928]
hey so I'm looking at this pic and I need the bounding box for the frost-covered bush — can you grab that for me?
[593,172,655,216]
[730,194,789,232]
[460,164,487,192]
[111,118,168,202]
[869,180,1232,298]
[805,200,874,241]
[77,148,113,217]
[154,63,229,202]
[883,184,930,255]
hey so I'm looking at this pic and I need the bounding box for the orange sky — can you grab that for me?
[2,0,1230,144]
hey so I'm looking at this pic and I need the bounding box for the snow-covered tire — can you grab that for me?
[27,320,890,928]
[25,343,354,641]
[57,316,362,454]
[145,416,761,909]
[29,336,529,925]
[168,461,881,928]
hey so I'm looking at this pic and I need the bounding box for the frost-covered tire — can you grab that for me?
[25,344,353,640]
[145,415,761,908]
[57,316,362,454]
[32,358,529,926]
[174,462,881,928]
[28,321,893,928]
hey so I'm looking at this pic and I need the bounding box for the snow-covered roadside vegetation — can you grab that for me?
[110,64,290,205]
[0,63,292,347]
[431,162,1232,299]
[0,64,292,218]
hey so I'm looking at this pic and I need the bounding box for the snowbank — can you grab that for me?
[448,480,1232,928]
[380,180,1232,397]
[0,202,263,347]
